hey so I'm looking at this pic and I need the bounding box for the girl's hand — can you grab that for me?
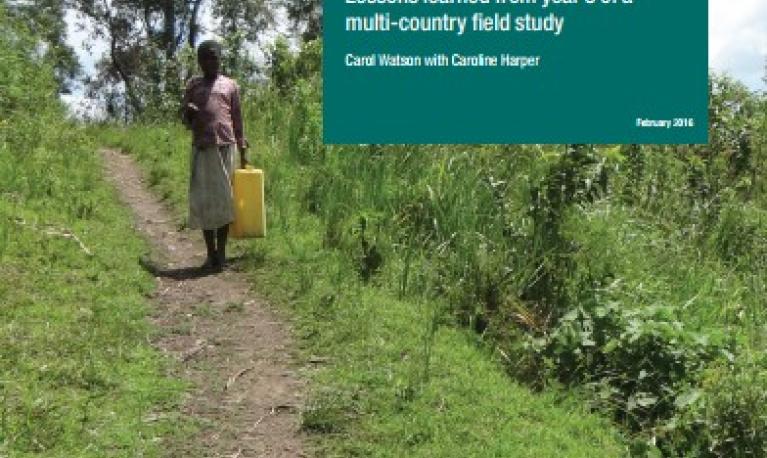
[183,103,199,126]
[239,139,249,169]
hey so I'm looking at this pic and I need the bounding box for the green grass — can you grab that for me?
[1,8,188,455]
[255,253,625,457]
[0,133,187,457]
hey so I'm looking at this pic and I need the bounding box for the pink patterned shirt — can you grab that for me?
[182,75,245,148]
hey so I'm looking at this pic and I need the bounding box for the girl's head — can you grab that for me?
[197,40,222,80]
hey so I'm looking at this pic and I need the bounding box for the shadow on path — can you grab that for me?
[139,255,250,280]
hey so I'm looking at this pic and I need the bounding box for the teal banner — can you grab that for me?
[324,0,709,144]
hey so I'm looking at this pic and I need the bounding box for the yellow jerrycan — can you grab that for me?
[231,165,265,238]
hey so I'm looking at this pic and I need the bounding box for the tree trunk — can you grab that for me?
[109,31,140,117]
[163,0,176,59]
[188,0,203,48]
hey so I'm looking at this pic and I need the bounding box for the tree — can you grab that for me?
[286,0,321,42]
[68,0,278,119]
[69,0,146,116]
[212,0,273,77]
[6,0,81,93]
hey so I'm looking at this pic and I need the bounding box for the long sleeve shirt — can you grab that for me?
[182,75,245,149]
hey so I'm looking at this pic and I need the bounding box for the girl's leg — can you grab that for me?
[216,224,229,266]
[202,229,217,266]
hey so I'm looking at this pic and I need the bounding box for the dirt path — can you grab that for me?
[101,149,306,458]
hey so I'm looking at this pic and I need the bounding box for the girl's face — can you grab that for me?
[199,50,221,79]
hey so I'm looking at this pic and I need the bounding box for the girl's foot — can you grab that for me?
[200,254,222,272]
[216,250,227,270]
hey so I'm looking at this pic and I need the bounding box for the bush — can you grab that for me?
[661,353,767,457]
[532,298,721,431]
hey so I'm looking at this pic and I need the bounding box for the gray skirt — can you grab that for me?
[188,143,236,230]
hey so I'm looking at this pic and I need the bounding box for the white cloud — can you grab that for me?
[710,0,767,90]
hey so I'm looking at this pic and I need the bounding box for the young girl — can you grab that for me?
[182,40,248,271]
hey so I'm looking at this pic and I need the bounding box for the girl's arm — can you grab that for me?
[232,83,248,167]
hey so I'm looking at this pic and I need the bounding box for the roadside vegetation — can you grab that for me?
[0,7,185,456]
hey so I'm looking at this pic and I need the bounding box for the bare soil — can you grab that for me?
[101,149,307,458]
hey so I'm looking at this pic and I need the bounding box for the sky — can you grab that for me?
[709,0,767,90]
[62,0,766,117]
